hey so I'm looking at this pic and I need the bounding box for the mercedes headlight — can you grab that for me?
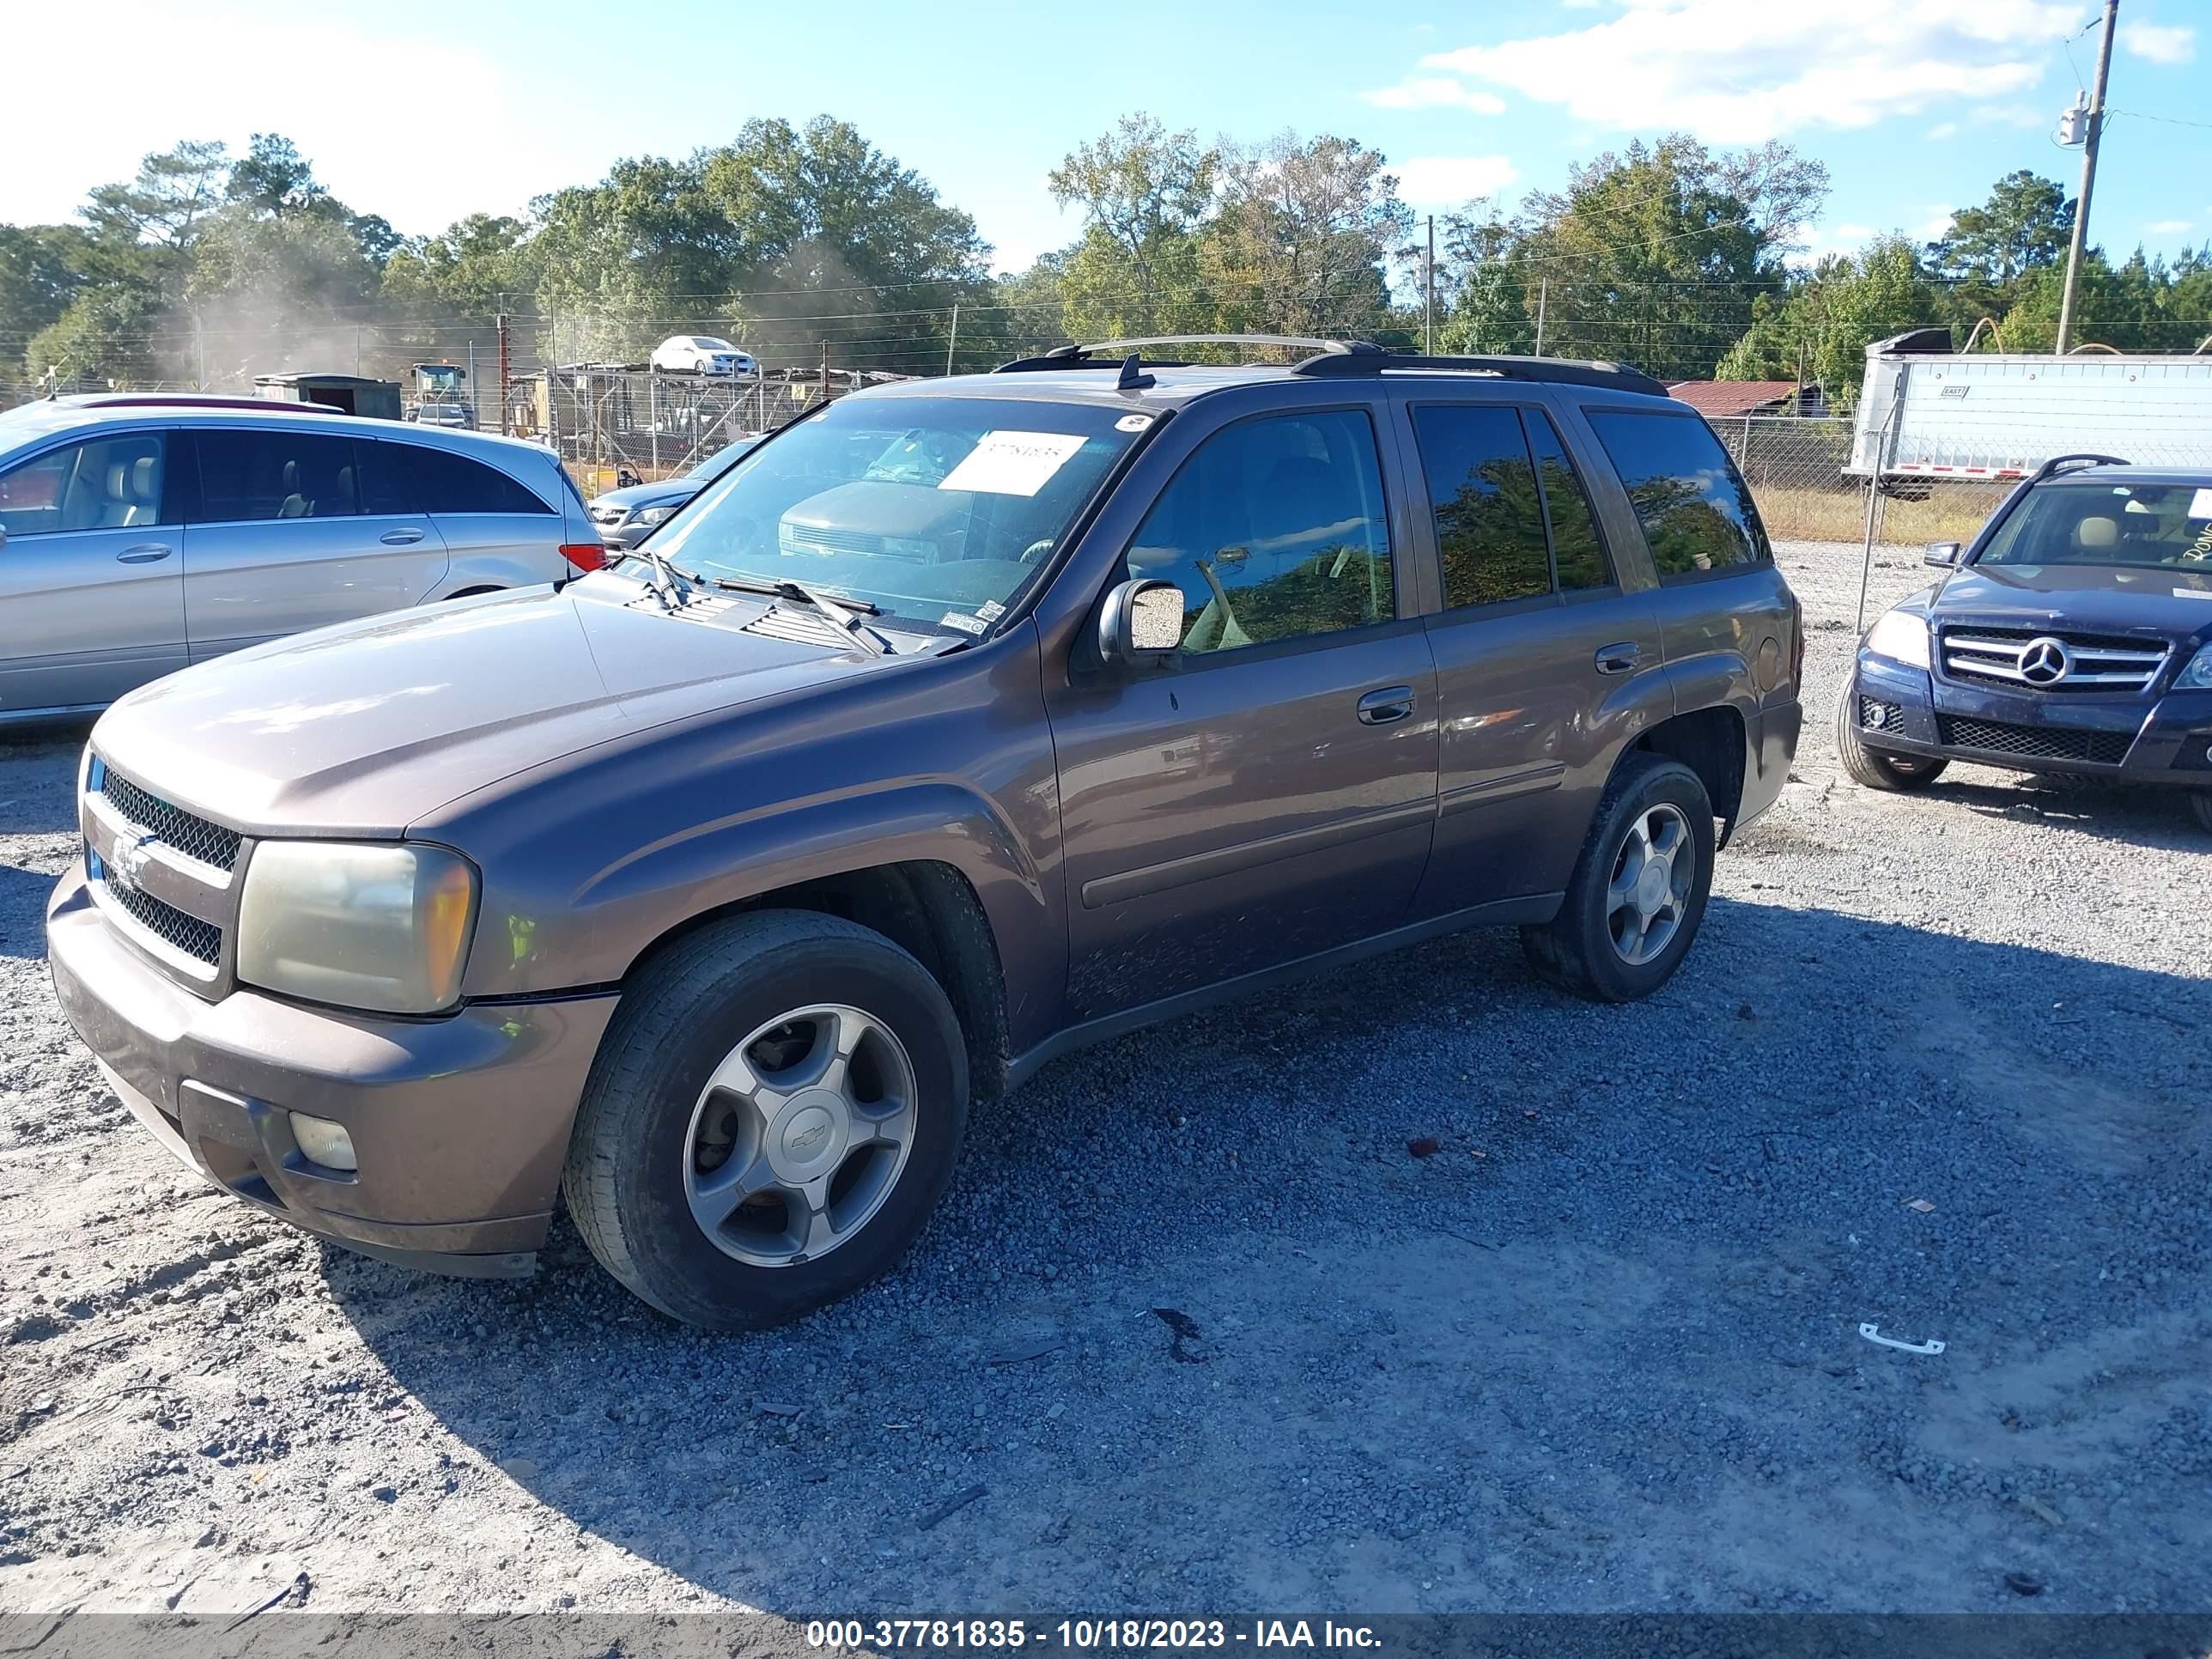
[2177,641,2212,690]
[635,503,678,527]
[1865,609,1931,670]
[237,842,477,1014]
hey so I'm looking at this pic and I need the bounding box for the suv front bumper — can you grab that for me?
[1849,649,2212,783]
[46,866,619,1276]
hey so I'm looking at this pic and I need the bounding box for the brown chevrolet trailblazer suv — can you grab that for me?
[46,338,1803,1330]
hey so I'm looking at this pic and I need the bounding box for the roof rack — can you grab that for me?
[994,336,1667,398]
[1287,350,1668,397]
[994,334,1366,374]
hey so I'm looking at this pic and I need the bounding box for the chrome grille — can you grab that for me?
[1939,715,2132,765]
[100,878,222,966]
[94,767,242,872]
[1939,625,2167,693]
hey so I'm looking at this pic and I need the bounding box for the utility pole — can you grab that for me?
[820,339,831,408]
[2057,0,2118,356]
[946,302,960,377]
[1423,216,1435,356]
[495,312,510,436]
[1534,278,1548,357]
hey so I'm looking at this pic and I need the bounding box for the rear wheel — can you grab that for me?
[563,910,969,1331]
[1836,679,1948,791]
[2190,793,2212,836]
[1521,753,1716,1003]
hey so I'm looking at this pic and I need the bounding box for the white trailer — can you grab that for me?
[1848,331,2212,483]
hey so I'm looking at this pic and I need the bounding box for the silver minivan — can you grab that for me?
[0,398,600,724]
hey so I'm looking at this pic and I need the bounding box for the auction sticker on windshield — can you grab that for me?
[939,431,1090,496]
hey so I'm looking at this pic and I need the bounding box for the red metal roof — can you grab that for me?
[1664,380,1804,418]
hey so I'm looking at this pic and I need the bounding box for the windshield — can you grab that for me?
[1980,480,2212,568]
[647,394,1144,635]
[687,438,759,481]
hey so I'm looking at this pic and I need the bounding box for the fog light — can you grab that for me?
[1865,703,1887,729]
[289,1112,357,1172]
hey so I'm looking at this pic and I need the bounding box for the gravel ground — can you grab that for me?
[1,539,2206,1619]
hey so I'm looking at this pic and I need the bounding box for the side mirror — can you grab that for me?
[1097,579,1182,669]
[1923,540,1962,568]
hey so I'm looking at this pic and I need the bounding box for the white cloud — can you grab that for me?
[1411,1,2078,143]
[1364,77,1508,115]
[1971,104,2047,128]
[2145,218,2194,234]
[0,0,602,235]
[2120,21,2196,64]
[1927,120,1960,139]
[1392,155,1522,205]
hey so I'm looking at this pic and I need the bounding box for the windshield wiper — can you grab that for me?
[704,574,888,656]
[608,540,695,611]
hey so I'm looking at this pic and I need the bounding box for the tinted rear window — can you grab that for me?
[197,429,359,522]
[1587,410,1770,581]
[357,440,551,516]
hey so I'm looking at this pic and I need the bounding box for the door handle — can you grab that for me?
[115,544,172,563]
[1595,641,1641,675]
[1356,685,1415,726]
[380,527,427,545]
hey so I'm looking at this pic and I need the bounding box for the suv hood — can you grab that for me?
[1935,562,2212,640]
[90,577,916,838]
[592,477,704,514]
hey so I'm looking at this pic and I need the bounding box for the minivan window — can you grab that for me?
[1412,405,1551,608]
[1587,410,1770,581]
[198,429,357,523]
[0,432,166,537]
[1125,409,1394,653]
[356,440,551,516]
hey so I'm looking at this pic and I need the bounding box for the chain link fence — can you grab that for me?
[1715,415,2010,547]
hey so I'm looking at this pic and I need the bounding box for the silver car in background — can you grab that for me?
[0,398,603,724]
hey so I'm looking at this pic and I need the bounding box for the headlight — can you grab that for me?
[1865,609,1931,670]
[237,842,478,1014]
[2177,641,2212,690]
[635,503,678,527]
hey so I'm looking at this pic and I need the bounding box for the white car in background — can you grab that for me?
[648,337,758,378]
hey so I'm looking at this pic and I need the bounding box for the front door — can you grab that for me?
[1397,394,1666,914]
[182,427,447,659]
[0,428,186,715]
[1046,404,1440,1023]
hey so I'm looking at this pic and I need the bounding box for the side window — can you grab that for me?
[1586,410,1771,581]
[1411,405,1550,608]
[197,430,358,523]
[1527,411,1612,592]
[0,433,167,537]
[358,441,552,516]
[1123,409,1394,654]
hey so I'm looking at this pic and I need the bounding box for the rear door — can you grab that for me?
[182,425,447,658]
[1395,390,1665,915]
[0,428,187,714]
[360,435,562,580]
[1045,396,1440,1021]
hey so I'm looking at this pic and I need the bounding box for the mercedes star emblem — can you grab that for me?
[2018,636,2070,686]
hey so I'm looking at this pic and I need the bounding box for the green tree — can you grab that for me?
[1717,235,1943,402]
[381,214,537,313]
[1927,172,2073,291]
[1208,131,1410,337]
[1047,114,1220,337]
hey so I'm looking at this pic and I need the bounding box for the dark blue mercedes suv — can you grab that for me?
[1840,454,2212,832]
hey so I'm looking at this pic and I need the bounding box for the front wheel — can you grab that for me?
[1836,680,1948,791]
[1520,753,1716,1003]
[563,910,969,1330]
[2191,792,2212,835]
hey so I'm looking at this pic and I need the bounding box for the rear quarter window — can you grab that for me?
[357,439,552,516]
[1587,410,1771,582]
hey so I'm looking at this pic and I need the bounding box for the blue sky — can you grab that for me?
[5,0,2206,273]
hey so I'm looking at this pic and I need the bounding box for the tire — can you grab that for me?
[562,909,969,1331]
[2191,792,2212,836]
[1520,752,1717,1004]
[1835,679,1948,791]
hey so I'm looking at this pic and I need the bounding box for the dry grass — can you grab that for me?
[1753,484,2002,545]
